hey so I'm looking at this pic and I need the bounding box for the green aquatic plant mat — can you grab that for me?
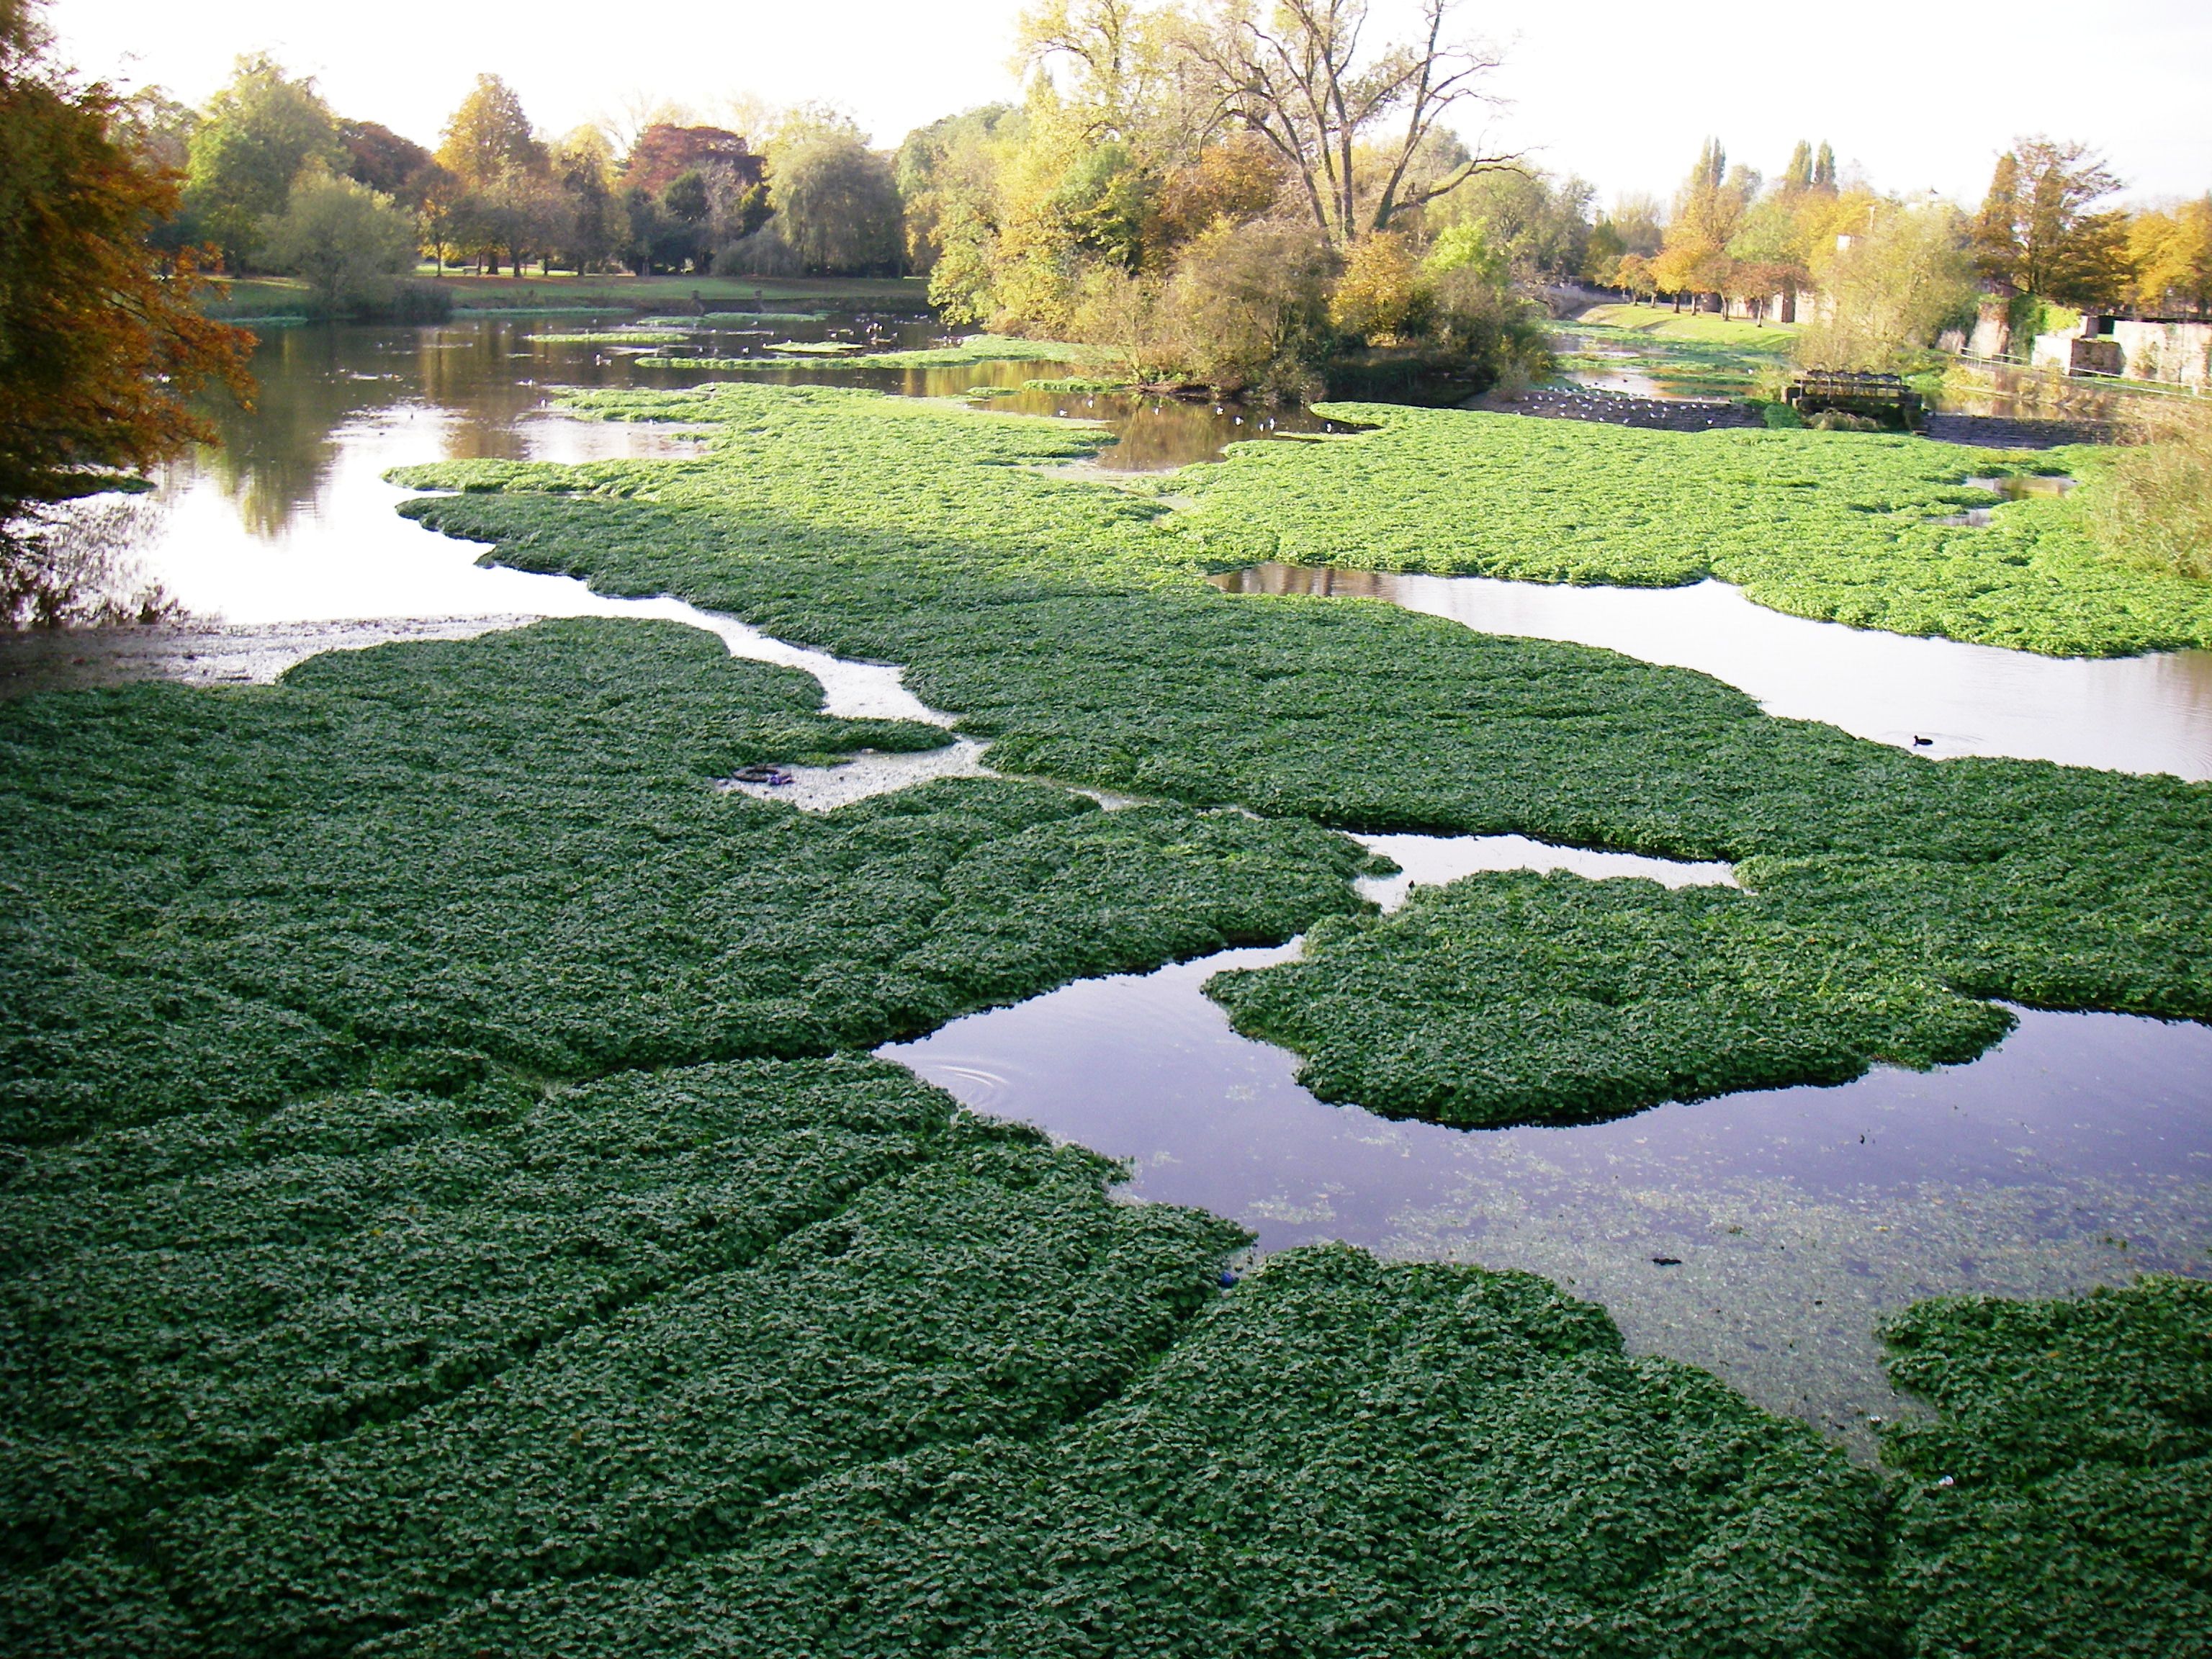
[0,616,1368,1143]
[380,387,2211,1079]
[156,1107,1244,1655]
[1879,1277,2212,1658]
[1205,871,2015,1127]
[633,335,1100,374]
[0,1058,945,1559]
[528,330,676,344]
[374,1248,1893,1659]
[1169,405,2209,657]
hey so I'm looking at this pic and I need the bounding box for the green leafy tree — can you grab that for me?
[2128,196,2212,316]
[770,125,903,274]
[258,167,418,315]
[435,73,544,192]
[1795,201,1977,371]
[184,54,343,269]
[1974,138,2131,308]
[550,126,620,273]
[1971,149,2023,289]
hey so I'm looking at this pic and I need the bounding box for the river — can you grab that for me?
[9,311,2207,1454]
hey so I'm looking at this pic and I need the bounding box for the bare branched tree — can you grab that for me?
[1189,0,1517,243]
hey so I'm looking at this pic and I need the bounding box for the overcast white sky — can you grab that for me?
[52,0,2212,208]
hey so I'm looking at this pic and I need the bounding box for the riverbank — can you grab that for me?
[198,270,932,323]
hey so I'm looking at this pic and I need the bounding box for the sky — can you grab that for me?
[51,0,2212,208]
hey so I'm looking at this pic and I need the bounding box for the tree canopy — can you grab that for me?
[0,0,251,613]
[183,54,343,269]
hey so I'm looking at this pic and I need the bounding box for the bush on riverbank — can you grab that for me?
[2092,400,2212,581]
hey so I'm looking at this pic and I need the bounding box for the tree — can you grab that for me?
[624,123,763,199]
[1974,138,2131,308]
[1428,168,1594,287]
[1,0,252,611]
[1156,217,1338,394]
[258,168,417,314]
[2128,197,2212,316]
[341,120,433,205]
[1970,149,2023,290]
[184,54,343,269]
[1329,230,1429,341]
[550,126,621,273]
[436,73,543,191]
[1795,200,1976,371]
[1653,138,1749,307]
[770,126,903,274]
[1188,0,1517,244]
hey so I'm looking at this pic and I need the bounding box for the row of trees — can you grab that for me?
[127,56,914,311]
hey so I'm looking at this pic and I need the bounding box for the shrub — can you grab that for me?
[1328,231,1431,343]
[257,167,417,318]
[2091,400,2212,580]
[1152,219,1339,399]
[713,226,801,278]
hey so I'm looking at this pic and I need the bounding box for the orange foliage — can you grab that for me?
[1,30,253,526]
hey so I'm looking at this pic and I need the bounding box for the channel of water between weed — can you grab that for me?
[12,315,2206,1457]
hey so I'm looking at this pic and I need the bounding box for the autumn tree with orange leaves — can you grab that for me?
[1,0,252,618]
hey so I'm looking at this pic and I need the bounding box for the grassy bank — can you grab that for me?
[633,335,1107,373]
[196,271,932,324]
[1574,302,1804,347]
[421,270,930,313]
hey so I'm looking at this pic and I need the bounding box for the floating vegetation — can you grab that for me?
[1172,403,2209,657]
[1206,871,2015,1127]
[0,615,1368,1144]
[3,376,2206,1655]
[384,383,2211,1115]
[1879,1276,2212,1655]
[530,329,676,345]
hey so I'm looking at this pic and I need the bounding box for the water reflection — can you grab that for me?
[884,936,2212,1450]
[1210,562,2212,781]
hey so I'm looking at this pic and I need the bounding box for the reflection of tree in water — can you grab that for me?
[196,328,407,536]
[193,319,642,533]
[414,319,548,462]
[2,490,179,626]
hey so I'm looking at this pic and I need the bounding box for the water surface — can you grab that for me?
[1212,562,2212,781]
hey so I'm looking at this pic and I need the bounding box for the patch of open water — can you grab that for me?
[1211,562,2212,781]
[9,315,2206,1451]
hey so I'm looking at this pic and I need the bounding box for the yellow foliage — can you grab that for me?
[1328,233,1429,343]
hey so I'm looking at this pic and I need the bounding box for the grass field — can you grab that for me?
[1573,302,1804,347]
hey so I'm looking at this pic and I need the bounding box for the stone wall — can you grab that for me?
[2109,319,2212,390]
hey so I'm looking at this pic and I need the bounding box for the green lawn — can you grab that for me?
[1575,302,1803,347]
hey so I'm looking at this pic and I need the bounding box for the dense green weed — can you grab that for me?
[1171,405,2211,657]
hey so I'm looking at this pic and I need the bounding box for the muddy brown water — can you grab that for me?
[7,315,2207,1452]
